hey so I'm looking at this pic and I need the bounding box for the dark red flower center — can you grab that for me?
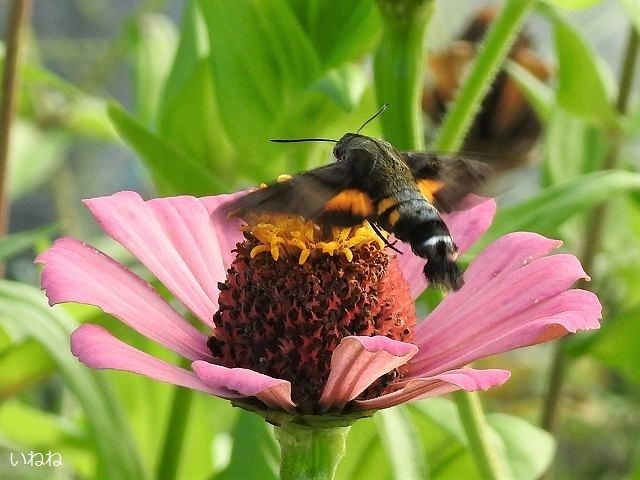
[208,215,417,413]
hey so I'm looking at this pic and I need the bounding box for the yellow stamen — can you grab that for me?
[242,213,386,264]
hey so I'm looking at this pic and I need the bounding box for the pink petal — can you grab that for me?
[463,232,562,286]
[83,191,223,325]
[192,360,296,413]
[421,253,588,340]
[37,238,212,361]
[408,290,600,377]
[71,324,237,397]
[318,336,418,413]
[354,368,510,410]
[444,195,498,253]
[409,233,601,376]
[200,191,247,270]
[415,233,580,341]
[148,196,226,306]
[398,196,496,298]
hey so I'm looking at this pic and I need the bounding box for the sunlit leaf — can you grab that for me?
[198,0,321,154]
[0,399,94,476]
[487,414,555,480]
[312,63,368,112]
[216,410,278,480]
[484,171,640,244]
[19,63,117,141]
[131,13,178,126]
[590,304,640,383]
[408,399,477,479]
[0,281,145,480]
[620,0,640,33]
[286,0,381,68]
[0,339,54,399]
[545,5,618,126]
[409,399,554,480]
[544,107,609,185]
[0,224,57,261]
[375,407,428,480]
[9,120,68,199]
[108,102,220,195]
[155,0,233,172]
[158,60,234,177]
[157,0,234,174]
[544,0,603,8]
[336,418,391,480]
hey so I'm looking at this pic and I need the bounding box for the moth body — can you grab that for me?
[224,132,489,291]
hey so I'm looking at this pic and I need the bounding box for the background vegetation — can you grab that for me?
[0,0,639,479]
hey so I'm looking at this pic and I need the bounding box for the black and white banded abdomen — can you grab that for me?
[376,195,463,290]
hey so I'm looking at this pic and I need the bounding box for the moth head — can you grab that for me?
[333,132,362,160]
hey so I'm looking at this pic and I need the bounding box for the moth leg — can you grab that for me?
[370,222,403,254]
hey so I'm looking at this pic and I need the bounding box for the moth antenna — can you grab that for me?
[270,138,338,143]
[356,104,390,134]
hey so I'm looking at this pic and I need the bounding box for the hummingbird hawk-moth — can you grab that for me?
[223,107,489,290]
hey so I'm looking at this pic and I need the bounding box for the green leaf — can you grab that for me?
[108,102,220,195]
[199,0,321,153]
[505,60,554,122]
[544,107,609,185]
[546,5,619,127]
[336,418,391,480]
[0,399,82,446]
[158,59,235,178]
[544,0,604,9]
[620,0,640,33]
[131,13,178,126]
[286,0,381,69]
[216,410,278,480]
[408,399,478,479]
[487,414,555,480]
[410,398,466,443]
[375,407,428,480]
[0,339,55,399]
[0,400,94,476]
[19,62,117,141]
[0,281,146,480]
[311,63,368,112]
[9,120,69,199]
[409,399,554,480]
[0,224,57,261]
[157,0,234,173]
[64,96,118,141]
[483,171,640,244]
[591,304,640,383]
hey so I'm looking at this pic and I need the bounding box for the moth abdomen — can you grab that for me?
[377,197,463,291]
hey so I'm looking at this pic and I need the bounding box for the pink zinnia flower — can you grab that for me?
[36,191,601,422]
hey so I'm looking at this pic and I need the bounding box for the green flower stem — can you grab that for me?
[0,0,32,276]
[155,384,193,480]
[433,0,537,152]
[374,0,435,150]
[275,423,350,480]
[425,2,536,478]
[454,391,506,480]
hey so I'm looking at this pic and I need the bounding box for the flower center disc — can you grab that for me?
[209,215,417,412]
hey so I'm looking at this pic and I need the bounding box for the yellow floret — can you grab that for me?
[242,214,385,264]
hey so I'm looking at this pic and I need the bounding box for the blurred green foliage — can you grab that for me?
[0,0,639,479]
